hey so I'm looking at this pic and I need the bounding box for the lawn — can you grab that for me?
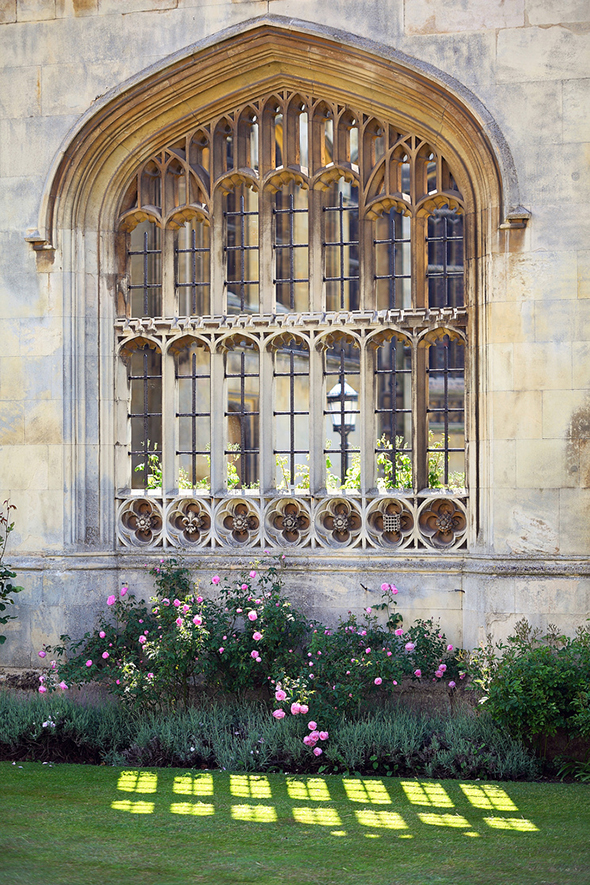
[0,763,588,885]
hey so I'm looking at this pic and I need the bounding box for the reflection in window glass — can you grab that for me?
[427,207,464,308]
[427,336,465,488]
[274,183,309,313]
[225,345,259,489]
[176,341,211,489]
[128,221,161,317]
[273,340,310,489]
[225,186,259,314]
[129,345,162,489]
[323,180,359,312]
[176,219,210,316]
[324,339,361,488]
[374,209,411,310]
[375,338,412,489]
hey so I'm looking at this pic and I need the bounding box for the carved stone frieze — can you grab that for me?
[118,498,163,547]
[315,497,362,547]
[214,498,261,547]
[166,498,212,547]
[366,497,414,549]
[418,497,467,549]
[265,498,311,547]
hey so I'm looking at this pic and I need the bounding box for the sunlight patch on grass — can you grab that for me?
[170,802,214,816]
[292,807,342,827]
[173,773,214,796]
[111,799,154,814]
[230,774,272,798]
[401,781,454,807]
[460,784,518,811]
[355,809,408,830]
[116,770,157,793]
[418,812,471,828]
[484,816,539,832]
[231,804,277,822]
[287,777,331,802]
[342,778,392,804]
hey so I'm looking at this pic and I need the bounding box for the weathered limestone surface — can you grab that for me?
[0,1,588,667]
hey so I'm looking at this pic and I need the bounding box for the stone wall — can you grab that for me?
[0,0,588,668]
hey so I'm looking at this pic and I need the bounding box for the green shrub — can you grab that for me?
[466,619,590,750]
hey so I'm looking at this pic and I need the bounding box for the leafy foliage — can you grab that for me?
[465,618,590,749]
[0,500,23,646]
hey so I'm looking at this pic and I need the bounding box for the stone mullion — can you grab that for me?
[210,345,225,495]
[114,346,131,496]
[363,341,377,494]
[161,338,175,497]
[259,338,274,494]
[210,188,224,315]
[309,186,323,312]
[162,227,175,318]
[259,184,273,315]
[413,340,428,492]
[309,337,324,497]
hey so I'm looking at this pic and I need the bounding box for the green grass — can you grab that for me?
[1,763,588,885]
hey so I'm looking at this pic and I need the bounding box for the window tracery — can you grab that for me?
[115,89,467,551]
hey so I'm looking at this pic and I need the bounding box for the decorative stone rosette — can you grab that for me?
[214,497,261,547]
[418,496,467,549]
[315,497,362,547]
[118,498,163,547]
[366,497,414,549]
[166,498,212,547]
[265,498,311,547]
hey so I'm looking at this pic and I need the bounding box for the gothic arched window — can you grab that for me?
[115,91,467,551]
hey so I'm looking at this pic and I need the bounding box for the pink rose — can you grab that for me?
[182,604,190,613]
[250,650,258,659]
[391,585,399,595]
[439,663,447,672]
[218,647,224,654]
[414,669,422,677]
[290,702,301,715]
[99,631,106,639]
[173,599,181,608]
[386,651,392,657]
[448,681,456,688]
[405,642,415,651]
[197,596,203,603]
[303,735,313,746]
[120,586,128,597]
[86,660,93,667]
[192,615,202,626]
[272,709,286,719]
[381,582,389,592]
[255,656,261,663]
[38,650,46,658]
[253,631,263,641]
[138,636,146,644]
[58,681,68,690]
[38,686,47,693]
[374,677,382,685]
[447,644,454,651]
[365,648,371,654]
[299,704,309,714]
[366,607,372,614]
[308,721,317,731]
[102,652,109,660]
[313,747,323,756]
[212,575,220,585]
[275,689,287,702]
[175,617,183,626]
[435,670,443,678]
[162,598,170,606]
[247,610,257,622]
[236,608,243,614]
[249,570,256,578]
[106,595,116,606]
[319,731,329,741]
[241,583,248,591]
[395,628,404,636]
